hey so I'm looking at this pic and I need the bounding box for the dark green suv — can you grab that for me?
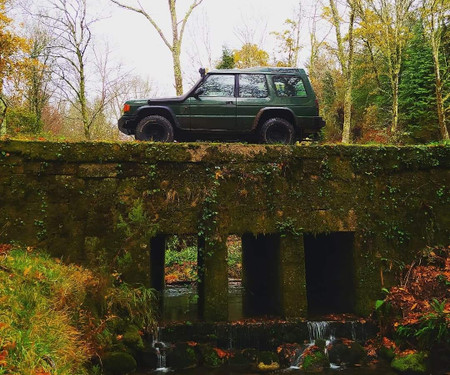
[118,67,325,144]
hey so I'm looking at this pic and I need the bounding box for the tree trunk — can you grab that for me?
[172,44,183,96]
[78,56,90,139]
[342,4,355,144]
[391,73,400,134]
[0,97,7,134]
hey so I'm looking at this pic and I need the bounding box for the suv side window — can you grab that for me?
[201,74,235,97]
[239,74,268,98]
[273,75,307,97]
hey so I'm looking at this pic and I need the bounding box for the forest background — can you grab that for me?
[0,0,449,144]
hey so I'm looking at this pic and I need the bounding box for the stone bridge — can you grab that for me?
[0,140,448,321]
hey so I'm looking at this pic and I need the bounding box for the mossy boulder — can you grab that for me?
[135,341,158,369]
[228,350,251,371]
[122,325,144,351]
[102,352,137,375]
[302,350,330,373]
[242,348,259,363]
[378,345,396,362]
[328,340,366,366]
[166,342,198,370]
[391,351,429,374]
[198,344,224,368]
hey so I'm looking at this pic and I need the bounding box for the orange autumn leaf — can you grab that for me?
[213,348,228,359]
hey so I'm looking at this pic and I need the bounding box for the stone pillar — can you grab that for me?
[279,234,307,318]
[198,235,228,321]
[149,235,166,292]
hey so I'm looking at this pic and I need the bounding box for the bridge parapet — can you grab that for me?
[1,140,449,321]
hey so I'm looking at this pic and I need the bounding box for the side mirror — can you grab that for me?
[193,87,205,98]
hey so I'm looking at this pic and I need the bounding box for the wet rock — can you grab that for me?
[198,344,224,368]
[302,350,330,373]
[391,351,429,374]
[228,349,252,371]
[328,340,366,366]
[122,325,144,351]
[102,352,137,375]
[166,342,198,370]
[135,341,157,368]
[277,343,303,367]
[378,345,396,362]
[242,347,259,363]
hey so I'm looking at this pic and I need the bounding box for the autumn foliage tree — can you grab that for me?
[233,43,269,69]
[0,0,29,130]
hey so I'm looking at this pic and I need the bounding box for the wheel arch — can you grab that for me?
[252,108,297,132]
[136,106,180,129]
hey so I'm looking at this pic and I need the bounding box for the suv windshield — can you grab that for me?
[201,74,235,96]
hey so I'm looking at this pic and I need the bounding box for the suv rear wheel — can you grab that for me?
[259,118,295,144]
[135,115,174,142]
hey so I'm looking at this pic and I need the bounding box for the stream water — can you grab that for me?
[136,366,397,374]
[140,283,397,375]
[162,281,244,322]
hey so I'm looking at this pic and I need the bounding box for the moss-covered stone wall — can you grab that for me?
[0,140,449,320]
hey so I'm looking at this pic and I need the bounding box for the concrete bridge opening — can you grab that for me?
[242,233,281,317]
[304,232,356,315]
[152,231,357,321]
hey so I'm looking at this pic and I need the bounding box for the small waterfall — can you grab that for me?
[227,328,233,350]
[351,321,357,341]
[307,321,331,341]
[290,321,336,369]
[152,327,169,372]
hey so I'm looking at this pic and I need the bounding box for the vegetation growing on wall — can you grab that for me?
[368,245,449,374]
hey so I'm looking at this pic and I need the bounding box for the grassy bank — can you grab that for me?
[0,244,157,375]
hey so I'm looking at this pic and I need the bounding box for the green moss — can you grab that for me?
[302,351,330,372]
[102,352,137,375]
[198,344,223,368]
[391,352,429,374]
[122,325,144,351]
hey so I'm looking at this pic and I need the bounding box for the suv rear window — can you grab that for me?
[239,74,268,98]
[273,75,307,97]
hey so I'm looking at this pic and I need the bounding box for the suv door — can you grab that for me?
[189,74,237,130]
[236,74,270,131]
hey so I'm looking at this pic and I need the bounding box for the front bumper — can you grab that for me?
[118,115,138,135]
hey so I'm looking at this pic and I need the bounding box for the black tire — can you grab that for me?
[258,117,295,144]
[135,115,174,142]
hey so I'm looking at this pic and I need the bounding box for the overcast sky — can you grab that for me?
[90,0,325,95]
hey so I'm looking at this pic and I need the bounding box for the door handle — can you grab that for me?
[225,101,234,105]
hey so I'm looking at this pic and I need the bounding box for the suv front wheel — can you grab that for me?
[258,118,295,145]
[135,115,174,142]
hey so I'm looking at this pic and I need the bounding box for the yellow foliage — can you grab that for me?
[0,1,30,90]
[233,43,269,69]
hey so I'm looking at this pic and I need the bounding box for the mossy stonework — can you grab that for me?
[0,140,449,320]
